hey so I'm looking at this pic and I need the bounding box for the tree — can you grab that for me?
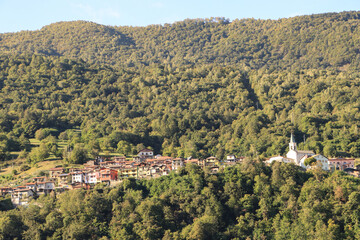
[68,144,88,164]
[28,143,50,163]
[323,144,337,157]
[117,140,134,156]
[304,157,316,166]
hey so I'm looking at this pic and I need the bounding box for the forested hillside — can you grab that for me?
[0,54,360,159]
[1,162,360,239]
[1,12,360,70]
[0,12,360,160]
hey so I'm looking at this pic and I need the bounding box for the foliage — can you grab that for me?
[0,13,359,165]
[304,157,316,166]
[67,143,88,164]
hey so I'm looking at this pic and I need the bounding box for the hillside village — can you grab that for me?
[0,134,359,207]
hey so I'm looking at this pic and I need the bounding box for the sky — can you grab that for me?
[0,0,359,33]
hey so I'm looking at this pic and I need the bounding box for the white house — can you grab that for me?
[267,155,294,164]
[300,154,329,171]
[85,172,97,184]
[71,172,85,183]
[138,149,154,159]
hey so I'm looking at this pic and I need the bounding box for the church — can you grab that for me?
[268,133,329,171]
[286,133,315,165]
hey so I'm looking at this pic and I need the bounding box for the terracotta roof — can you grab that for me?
[329,158,355,161]
[185,159,199,163]
[14,189,32,192]
[155,156,173,160]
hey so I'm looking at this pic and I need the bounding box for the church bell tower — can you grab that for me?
[289,132,297,151]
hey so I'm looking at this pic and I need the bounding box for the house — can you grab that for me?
[204,156,220,167]
[85,171,98,184]
[161,165,171,176]
[26,182,37,191]
[49,167,65,178]
[138,149,154,159]
[185,159,201,165]
[58,173,70,186]
[328,158,355,170]
[133,156,143,163]
[98,169,118,183]
[84,160,98,166]
[16,186,27,190]
[100,161,116,167]
[267,156,294,165]
[0,187,13,196]
[300,154,329,171]
[119,166,138,179]
[113,156,126,162]
[172,158,184,170]
[37,182,55,193]
[225,155,245,164]
[71,172,85,184]
[69,182,91,190]
[146,157,172,165]
[137,165,151,179]
[11,189,36,206]
[32,177,46,183]
[226,155,236,162]
[286,133,315,165]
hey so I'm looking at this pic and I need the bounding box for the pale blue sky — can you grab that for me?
[0,0,359,33]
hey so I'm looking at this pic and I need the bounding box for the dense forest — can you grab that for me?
[1,162,360,239]
[0,53,360,160]
[1,12,360,159]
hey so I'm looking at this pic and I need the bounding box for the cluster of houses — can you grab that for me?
[266,133,359,176]
[0,177,55,206]
[2,136,358,207]
[0,149,244,206]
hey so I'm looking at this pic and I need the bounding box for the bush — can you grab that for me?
[19,164,30,172]
[11,169,18,176]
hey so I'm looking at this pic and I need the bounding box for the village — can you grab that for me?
[0,134,359,207]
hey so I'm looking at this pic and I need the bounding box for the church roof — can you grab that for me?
[297,150,315,154]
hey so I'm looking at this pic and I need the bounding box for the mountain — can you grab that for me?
[0,12,360,158]
[1,11,360,70]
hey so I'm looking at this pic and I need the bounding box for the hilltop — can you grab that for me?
[1,11,360,70]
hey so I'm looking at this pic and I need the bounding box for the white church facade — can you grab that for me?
[268,133,329,171]
[286,133,315,165]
